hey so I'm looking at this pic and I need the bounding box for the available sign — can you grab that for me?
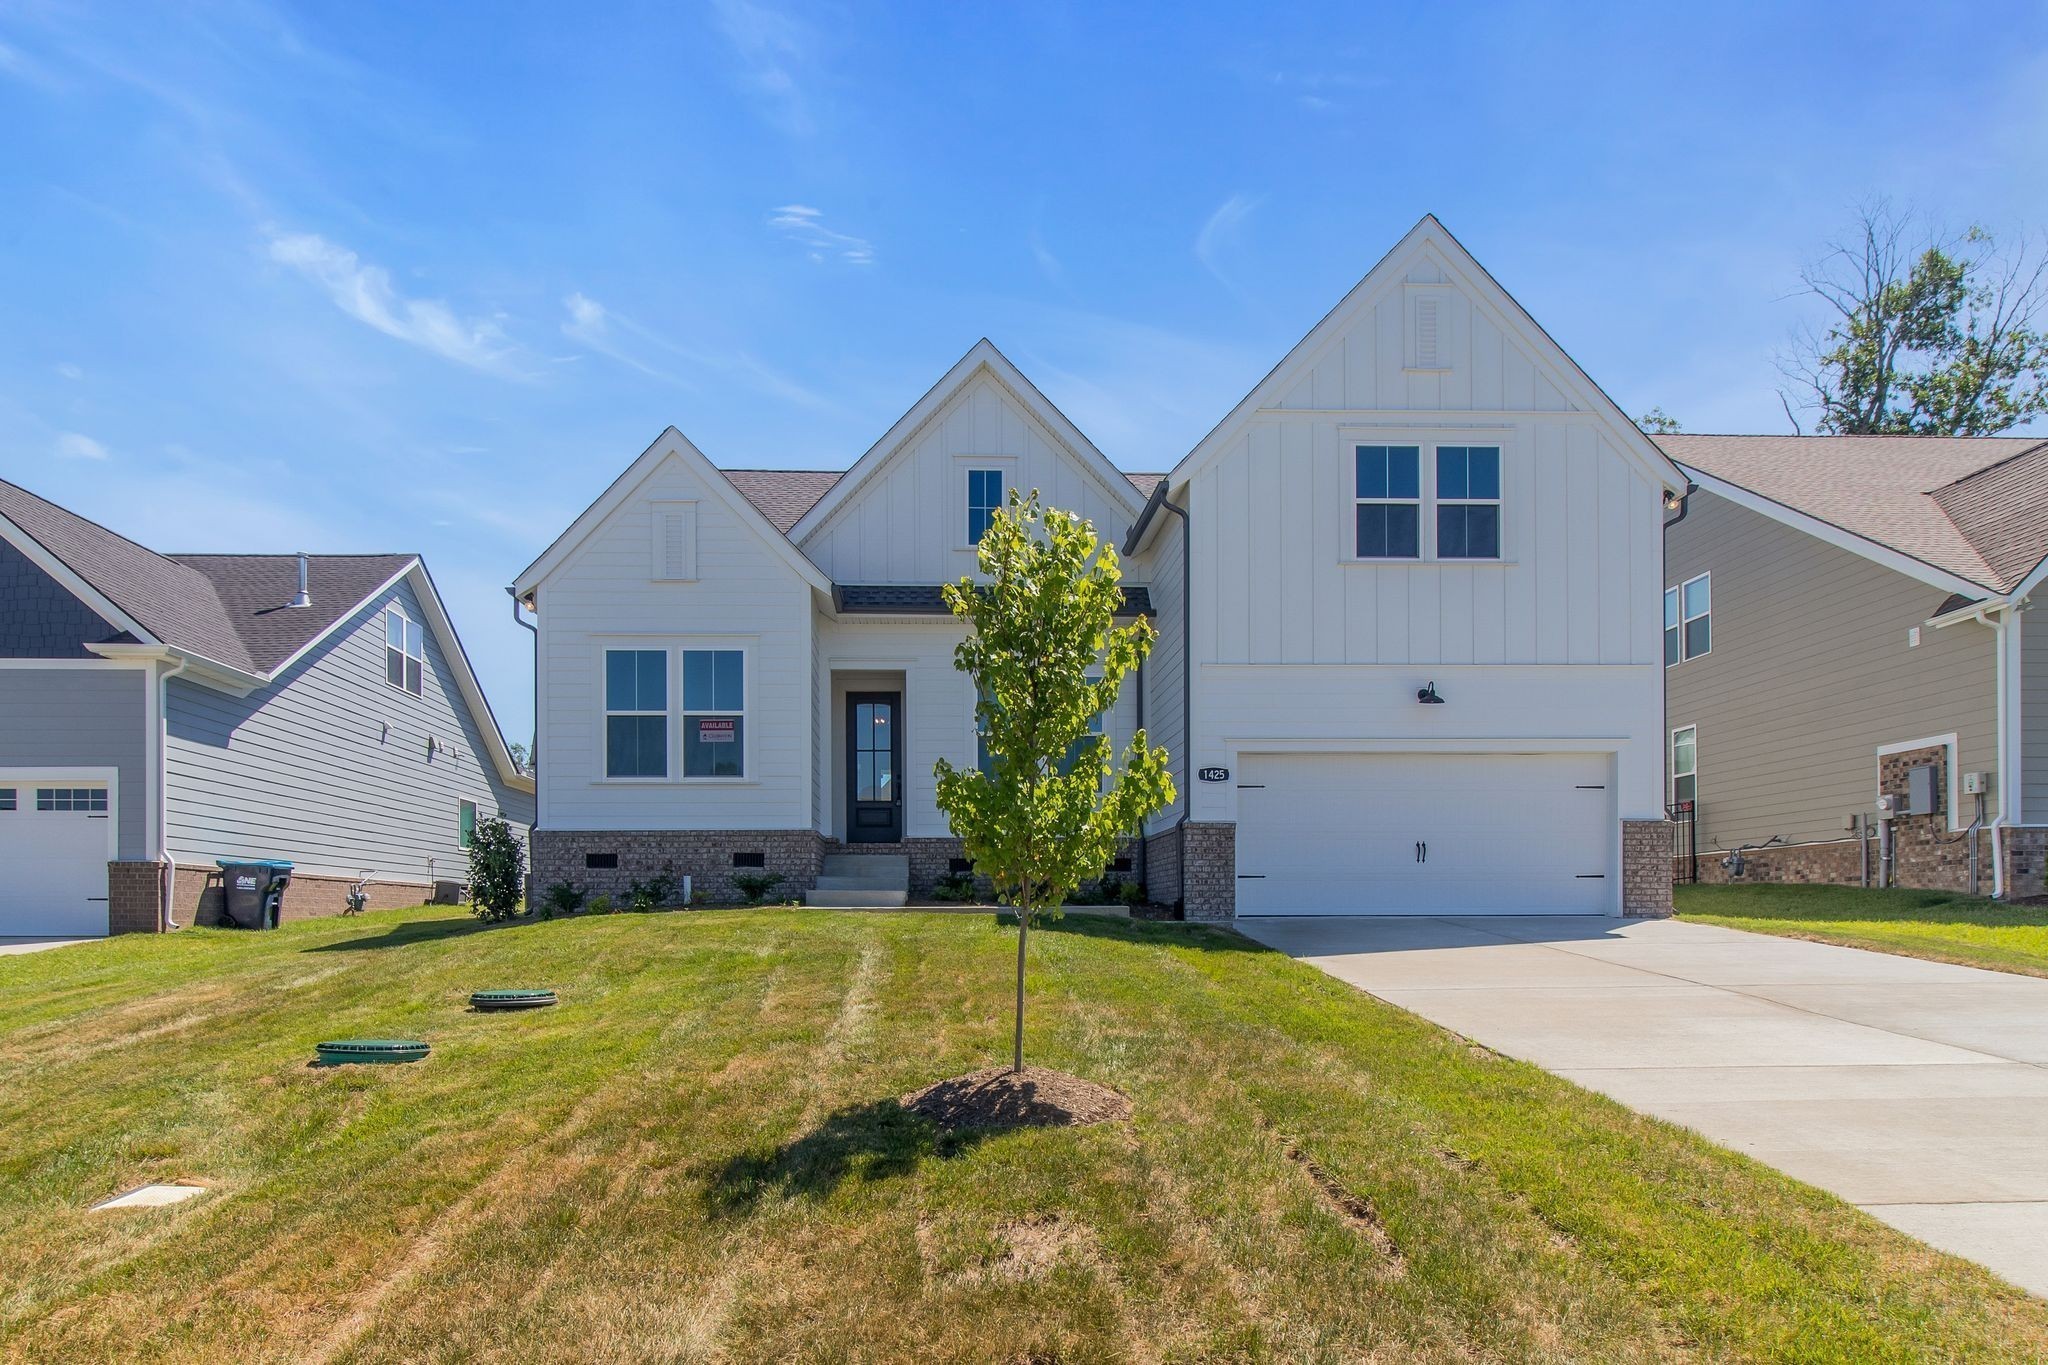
[696,718,736,744]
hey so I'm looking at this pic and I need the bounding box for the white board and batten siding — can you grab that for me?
[799,369,1140,587]
[536,453,816,832]
[165,577,532,883]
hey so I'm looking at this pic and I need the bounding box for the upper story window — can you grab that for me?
[1354,445,1421,559]
[966,468,1005,544]
[605,648,668,779]
[1665,573,1710,666]
[385,608,423,696]
[1671,726,1697,806]
[1435,446,1501,560]
[0,788,13,811]
[682,648,745,778]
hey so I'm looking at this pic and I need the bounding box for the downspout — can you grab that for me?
[508,587,539,852]
[1161,494,1192,912]
[1133,651,1146,896]
[1953,601,2013,900]
[157,655,191,931]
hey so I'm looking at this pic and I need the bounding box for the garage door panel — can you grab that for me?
[1236,752,1612,916]
[0,779,113,937]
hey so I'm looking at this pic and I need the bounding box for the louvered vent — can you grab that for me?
[1415,296,1441,369]
[652,502,697,581]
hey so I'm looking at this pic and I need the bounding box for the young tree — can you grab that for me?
[467,816,526,923]
[1780,202,2048,435]
[933,492,1175,1073]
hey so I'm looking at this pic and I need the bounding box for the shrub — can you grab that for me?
[467,816,525,923]
[586,893,615,915]
[1116,878,1146,907]
[538,881,585,920]
[731,871,784,905]
[625,869,678,912]
[930,871,978,903]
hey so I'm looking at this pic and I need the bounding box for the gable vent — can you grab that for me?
[1415,296,1441,369]
[652,501,697,582]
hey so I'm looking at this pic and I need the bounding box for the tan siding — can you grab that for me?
[2025,604,2047,823]
[1664,491,1999,851]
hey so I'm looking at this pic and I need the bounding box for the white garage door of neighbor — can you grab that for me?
[1234,752,1614,916]
[0,781,114,937]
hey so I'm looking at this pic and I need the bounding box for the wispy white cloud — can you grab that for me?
[767,204,875,266]
[710,0,815,136]
[1029,230,1065,287]
[1194,193,1259,292]
[560,291,833,409]
[265,230,526,377]
[55,362,83,381]
[54,431,109,460]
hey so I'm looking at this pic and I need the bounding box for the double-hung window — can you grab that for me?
[458,800,477,848]
[385,608,423,696]
[967,469,1004,544]
[682,649,745,778]
[605,648,668,778]
[1671,726,1697,806]
[1665,573,1710,665]
[1354,445,1421,559]
[1434,446,1501,559]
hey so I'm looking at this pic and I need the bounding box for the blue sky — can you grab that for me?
[4,1,2046,743]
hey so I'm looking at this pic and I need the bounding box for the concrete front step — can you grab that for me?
[802,888,909,908]
[820,853,908,881]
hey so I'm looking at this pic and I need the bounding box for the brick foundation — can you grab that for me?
[1142,825,1182,908]
[107,860,165,935]
[2002,826,2047,900]
[532,828,825,907]
[1686,836,1872,887]
[1181,822,1236,921]
[171,865,431,927]
[1621,819,1673,917]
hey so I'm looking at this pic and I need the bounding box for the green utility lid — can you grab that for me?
[469,989,558,1010]
[314,1039,429,1065]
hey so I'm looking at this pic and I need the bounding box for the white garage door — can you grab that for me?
[0,781,114,937]
[1234,752,1614,916]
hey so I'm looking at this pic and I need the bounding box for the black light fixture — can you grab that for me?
[1417,681,1445,705]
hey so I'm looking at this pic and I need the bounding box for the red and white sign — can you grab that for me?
[696,718,736,743]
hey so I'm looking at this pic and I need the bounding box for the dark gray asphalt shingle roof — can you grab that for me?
[0,476,415,674]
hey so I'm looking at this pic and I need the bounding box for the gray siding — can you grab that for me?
[0,539,123,657]
[166,577,532,883]
[0,666,149,857]
[1136,511,1186,836]
[2026,603,2047,824]
[1665,491,1999,851]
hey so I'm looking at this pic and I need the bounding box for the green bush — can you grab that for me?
[467,817,526,923]
[586,893,614,915]
[731,871,784,905]
[625,870,678,912]
[537,881,585,920]
[930,871,978,903]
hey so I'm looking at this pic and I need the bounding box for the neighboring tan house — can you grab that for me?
[0,477,536,937]
[514,216,1685,918]
[1660,434,2047,899]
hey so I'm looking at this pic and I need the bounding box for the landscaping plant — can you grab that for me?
[730,871,784,905]
[466,816,525,923]
[933,490,1174,1072]
[537,881,585,920]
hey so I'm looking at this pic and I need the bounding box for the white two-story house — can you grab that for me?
[513,217,1684,918]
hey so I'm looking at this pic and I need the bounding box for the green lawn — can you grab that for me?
[3,907,2046,1363]
[1678,883,2048,979]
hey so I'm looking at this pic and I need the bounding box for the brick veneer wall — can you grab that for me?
[1143,826,1182,908]
[107,860,164,935]
[1621,820,1673,917]
[532,829,825,906]
[170,866,430,926]
[2007,828,2048,900]
[1686,836,1870,887]
[1181,822,1236,921]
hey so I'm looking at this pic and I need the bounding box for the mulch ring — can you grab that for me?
[901,1066,1132,1133]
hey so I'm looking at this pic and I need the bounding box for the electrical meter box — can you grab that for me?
[1906,764,1939,816]
[1875,793,1900,821]
[1962,771,1989,796]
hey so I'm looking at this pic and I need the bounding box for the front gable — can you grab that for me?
[0,535,128,658]
[792,340,1147,585]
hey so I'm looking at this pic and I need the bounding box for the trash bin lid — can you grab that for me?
[216,858,296,870]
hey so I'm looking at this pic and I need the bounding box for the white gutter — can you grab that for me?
[1933,600,2023,898]
[156,654,191,930]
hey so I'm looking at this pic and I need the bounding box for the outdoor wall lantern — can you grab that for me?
[1416,681,1446,705]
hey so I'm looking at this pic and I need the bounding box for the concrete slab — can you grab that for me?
[1239,914,2048,1297]
[0,937,92,956]
[92,1183,207,1210]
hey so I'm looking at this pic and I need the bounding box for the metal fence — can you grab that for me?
[1667,801,1697,885]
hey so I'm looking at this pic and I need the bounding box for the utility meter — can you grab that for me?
[1874,794,1900,821]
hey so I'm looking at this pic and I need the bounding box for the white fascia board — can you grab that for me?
[2010,551,2048,604]
[514,427,831,599]
[0,510,160,645]
[85,642,263,694]
[1682,465,1998,599]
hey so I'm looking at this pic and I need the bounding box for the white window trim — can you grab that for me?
[649,500,698,583]
[1666,572,1711,666]
[1345,438,1508,564]
[680,644,750,783]
[1670,724,1698,807]
[602,645,671,782]
[1875,732,1969,833]
[384,606,424,697]
[956,456,1018,550]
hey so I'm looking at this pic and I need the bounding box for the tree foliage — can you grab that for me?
[1636,408,1682,435]
[933,491,1175,1070]
[1781,202,2048,436]
[467,816,526,923]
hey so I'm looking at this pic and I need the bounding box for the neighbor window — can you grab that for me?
[605,648,668,779]
[1354,445,1421,559]
[1665,573,1710,665]
[682,649,745,778]
[385,607,423,696]
[458,800,477,848]
[1435,446,1501,559]
[36,787,107,813]
[967,468,1004,544]
[0,789,15,811]
[1671,726,1697,806]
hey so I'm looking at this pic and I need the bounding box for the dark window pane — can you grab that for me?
[683,651,711,711]
[1356,503,1386,557]
[1387,503,1419,558]
[1388,447,1420,499]
[1466,504,1499,558]
[1674,774,1695,804]
[1468,447,1501,499]
[1665,626,1680,666]
[856,752,875,801]
[606,651,637,710]
[1355,446,1385,499]
[388,648,406,689]
[607,715,666,778]
[685,715,744,777]
[1437,504,1466,558]
[1683,575,1710,619]
[1685,616,1711,658]
[1664,587,1679,630]
[1438,446,1468,499]
[714,650,743,710]
[639,652,666,709]
[406,656,423,696]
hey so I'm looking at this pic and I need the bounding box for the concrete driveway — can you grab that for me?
[0,937,90,956]
[1237,914,2048,1297]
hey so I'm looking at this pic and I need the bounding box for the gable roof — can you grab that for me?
[512,427,833,597]
[722,469,842,534]
[785,338,1149,544]
[169,554,418,673]
[1663,433,2048,595]
[1162,215,1685,493]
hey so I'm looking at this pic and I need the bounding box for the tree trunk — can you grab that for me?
[1012,899,1029,1073]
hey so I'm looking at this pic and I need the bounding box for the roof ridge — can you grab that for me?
[1928,438,2048,494]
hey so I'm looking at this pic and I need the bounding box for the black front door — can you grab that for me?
[846,692,902,843]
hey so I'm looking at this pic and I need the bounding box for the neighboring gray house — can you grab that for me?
[1661,434,2047,899]
[0,477,535,937]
